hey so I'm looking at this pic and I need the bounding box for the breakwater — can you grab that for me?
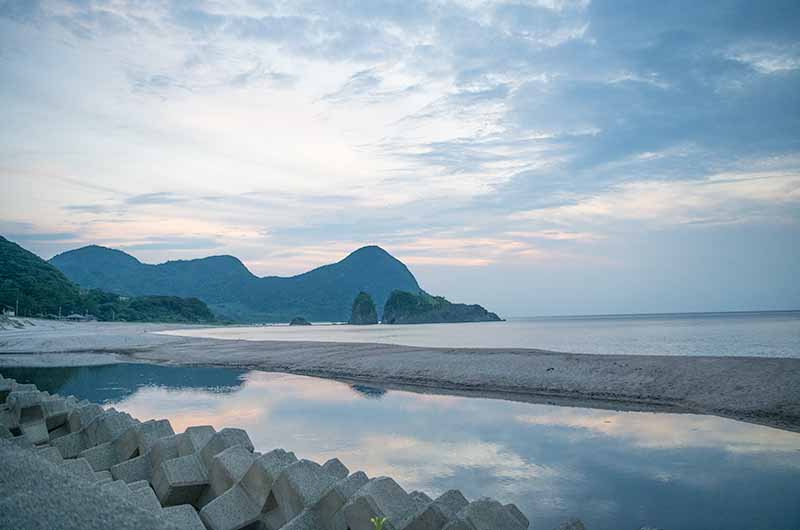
[0,374,607,530]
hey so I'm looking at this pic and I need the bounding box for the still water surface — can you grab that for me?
[3,363,799,530]
[163,311,800,358]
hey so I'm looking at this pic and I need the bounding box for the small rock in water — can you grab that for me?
[554,519,586,530]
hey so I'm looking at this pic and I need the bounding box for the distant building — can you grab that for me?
[1,307,15,317]
[65,313,97,322]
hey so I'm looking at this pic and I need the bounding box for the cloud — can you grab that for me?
[0,0,798,312]
[322,69,383,103]
[125,192,189,206]
[513,169,800,227]
[118,236,221,252]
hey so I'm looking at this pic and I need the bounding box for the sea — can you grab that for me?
[163,310,800,358]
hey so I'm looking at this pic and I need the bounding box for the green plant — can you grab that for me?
[370,516,388,530]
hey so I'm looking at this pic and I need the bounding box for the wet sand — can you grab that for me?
[1,319,799,432]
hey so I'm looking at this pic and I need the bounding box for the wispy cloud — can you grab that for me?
[0,0,798,312]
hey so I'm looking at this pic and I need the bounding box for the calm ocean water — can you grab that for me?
[3,363,799,530]
[165,310,800,358]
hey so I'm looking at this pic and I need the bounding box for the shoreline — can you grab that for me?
[1,320,799,433]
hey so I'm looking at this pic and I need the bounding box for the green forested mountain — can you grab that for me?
[0,236,214,323]
[50,245,422,322]
[0,235,82,316]
[382,290,502,324]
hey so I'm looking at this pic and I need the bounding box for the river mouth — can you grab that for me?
[3,362,799,530]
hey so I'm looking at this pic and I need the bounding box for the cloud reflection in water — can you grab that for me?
[109,369,800,530]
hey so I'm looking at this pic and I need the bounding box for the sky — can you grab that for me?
[1,0,799,316]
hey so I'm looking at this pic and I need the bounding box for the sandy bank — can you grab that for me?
[2,319,799,432]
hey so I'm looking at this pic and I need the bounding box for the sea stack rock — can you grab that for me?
[289,317,311,326]
[349,292,378,325]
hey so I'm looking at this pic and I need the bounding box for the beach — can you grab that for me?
[2,319,799,433]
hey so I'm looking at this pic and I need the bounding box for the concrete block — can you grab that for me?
[129,479,152,492]
[198,428,254,471]
[272,459,339,523]
[86,409,138,446]
[435,490,469,519]
[441,519,477,530]
[163,504,207,530]
[397,501,449,530]
[138,419,176,454]
[48,423,69,440]
[0,424,12,439]
[7,390,43,422]
[8,391,48,444]
[178,425,216,456]
[111,432,183,484]
[199,481,261,530]
[458,498,526,530]
[60,457,97,483]
[410,491,434,507]
[151,433,184,468]
[20,419,49,445]
[153,454,209,506]
[199,448,297,530]
[504,503,528,528]
[42,397,70,430]
[7,433,34,448]
[315,471,370,530]
[52,430,89,458]
[95,470,113,482]
[198,444,257,507]
[0,379,12,403]
[132,485,164,513]
[240,448,298,498]
[337,471,370,499]
[322,457,349,479]
[68,403,103,432]
[111,453,151,483]
[280,508,324,530]
[0,408,17,430]
[343,477,418,530]
[81,441,117,471]
[37,445,64,463]
[114,419,175,462]
[102,479,134,498]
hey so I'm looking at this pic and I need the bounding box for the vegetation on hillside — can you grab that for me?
[382,290,502,324]
[0,236,82,316]
[81,290,215,323]
[349,291,378,325]
[0,236,215,323]
[50,244,421,323]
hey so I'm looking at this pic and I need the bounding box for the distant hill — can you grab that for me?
[50,245,422,323]
[382,290,502,324]
[0,236,214,323]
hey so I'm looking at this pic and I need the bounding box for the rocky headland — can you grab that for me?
[382,291,502,324]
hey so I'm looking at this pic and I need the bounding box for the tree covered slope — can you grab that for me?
[382,290,502,324]
[0,236,214,323]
